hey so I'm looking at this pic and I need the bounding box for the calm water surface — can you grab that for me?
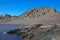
[0,24,23,40]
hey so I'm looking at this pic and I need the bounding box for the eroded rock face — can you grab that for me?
[20,7,57,18]
[51,8,56,13]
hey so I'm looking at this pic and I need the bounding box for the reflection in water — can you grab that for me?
[0,24,22,40]
[51,36,56,40]
[0,32,22,40]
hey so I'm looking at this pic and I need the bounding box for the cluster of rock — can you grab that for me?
[0,14,18,23]
[20,7,58,18]
[7,24,60,40]
[0,14,12,23]
[0,14,11,20]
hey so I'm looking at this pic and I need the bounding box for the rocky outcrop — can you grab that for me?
[51,8,56,13]
[20,7,58,18]
[7,24,60,40]
[0,14,12,23]
[0,14,11,20]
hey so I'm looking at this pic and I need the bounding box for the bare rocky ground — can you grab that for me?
[7,24,60,40]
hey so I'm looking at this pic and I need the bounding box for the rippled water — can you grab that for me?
[51,36,56,40]
[0,24,23,40]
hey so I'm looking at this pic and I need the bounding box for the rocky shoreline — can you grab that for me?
[7,24,60,40]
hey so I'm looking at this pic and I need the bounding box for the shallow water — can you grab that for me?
[0,24,23,40]
[51,36,56,40]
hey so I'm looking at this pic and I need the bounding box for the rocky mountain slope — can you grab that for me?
[20,7,60,18]
[0,7,60,25]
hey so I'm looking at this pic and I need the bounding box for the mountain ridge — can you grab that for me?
[0,7,60,25]
[19,7,59,18]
